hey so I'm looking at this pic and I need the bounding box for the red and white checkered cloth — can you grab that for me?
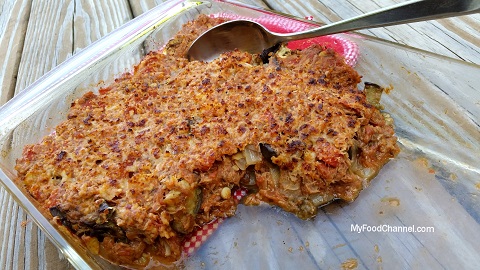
[182,13,359,256]
[183,217,225,255]
[183,188,247,254]
[209,13,359,66]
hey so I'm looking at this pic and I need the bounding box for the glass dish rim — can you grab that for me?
[0,0,479,269]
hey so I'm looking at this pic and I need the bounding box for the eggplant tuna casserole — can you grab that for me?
[15,15,399,267]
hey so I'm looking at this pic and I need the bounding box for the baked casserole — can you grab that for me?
[15,15,399,267]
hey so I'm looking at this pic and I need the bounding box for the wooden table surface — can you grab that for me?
[0,0,478,269]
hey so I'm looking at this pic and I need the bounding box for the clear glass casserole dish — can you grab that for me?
[0,0,479,269]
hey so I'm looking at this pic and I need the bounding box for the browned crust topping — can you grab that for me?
[15,15,399,266]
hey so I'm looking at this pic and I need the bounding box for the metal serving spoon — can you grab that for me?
[188,0,480,62]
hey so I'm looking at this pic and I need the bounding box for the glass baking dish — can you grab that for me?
[0,0,479,269]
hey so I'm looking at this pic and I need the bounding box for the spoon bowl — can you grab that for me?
[187,0,480,62]
[187,20,281,62]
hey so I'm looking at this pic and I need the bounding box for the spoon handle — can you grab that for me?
[281,0,480,41]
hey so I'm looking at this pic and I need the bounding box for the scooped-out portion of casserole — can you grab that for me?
[15,15,399,267]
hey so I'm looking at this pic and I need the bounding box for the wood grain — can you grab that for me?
[0,0,31,105]
[128,0,270,16]
[0,0,479,269]
[264,0,480,64]
[0,3,31,265]
[1,0,133,269]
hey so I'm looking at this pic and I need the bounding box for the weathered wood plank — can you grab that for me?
[1,0,479,269]
[129,0,157,16]
[0,1,32,269]
[0,3,70,266]
[264,0,480,64]
[0,0,31,105]
[129,0,270,17]
[119,0,480,64]
[14,0,76,93]
[1,1,133,269]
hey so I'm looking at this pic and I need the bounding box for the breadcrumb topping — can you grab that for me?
[15,15,399,266]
